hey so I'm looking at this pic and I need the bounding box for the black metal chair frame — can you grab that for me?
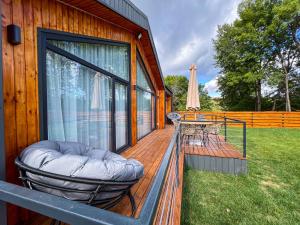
[15,158,138,224]
[202,123,223,148]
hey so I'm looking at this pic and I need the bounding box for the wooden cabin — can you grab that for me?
[0,1,245,225]
[0,0,176,224]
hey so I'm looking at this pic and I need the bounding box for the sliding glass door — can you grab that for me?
[115,82,128,149]
[40,31,130,152]
[136,54,156,140]
[46,51,113,150]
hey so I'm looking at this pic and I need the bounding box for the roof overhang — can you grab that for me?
[59,0,165,89]
[165,86,173,97]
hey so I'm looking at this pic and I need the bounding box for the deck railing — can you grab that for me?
[0,126,181,225]
[182,113,247,158]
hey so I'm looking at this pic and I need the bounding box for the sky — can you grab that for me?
[130,0,242,97]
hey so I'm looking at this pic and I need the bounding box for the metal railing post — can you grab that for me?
[224,117,227,142]
[243,122,247,158]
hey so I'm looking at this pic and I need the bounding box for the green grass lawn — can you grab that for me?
[182,128,300,225]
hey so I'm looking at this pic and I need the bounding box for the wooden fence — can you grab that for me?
[178,111,300,128]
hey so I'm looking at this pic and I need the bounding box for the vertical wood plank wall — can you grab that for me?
[166,96,172,114]
[1,0,166,224]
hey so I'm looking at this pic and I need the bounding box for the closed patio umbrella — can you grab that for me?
[184,64,202,145]
[186,64,200,110]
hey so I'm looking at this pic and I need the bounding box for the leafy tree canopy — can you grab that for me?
[214,0,300,111]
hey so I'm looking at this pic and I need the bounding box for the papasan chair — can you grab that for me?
[15,141,144,224]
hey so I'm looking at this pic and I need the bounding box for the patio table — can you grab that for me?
[180,121,221,125]
[180,121,224,146]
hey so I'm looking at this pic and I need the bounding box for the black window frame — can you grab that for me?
[38,29,131,153]
[136,50,156,141]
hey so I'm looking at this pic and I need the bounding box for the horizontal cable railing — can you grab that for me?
[0,126,181,225]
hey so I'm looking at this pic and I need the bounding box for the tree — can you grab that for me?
[265,0,300,111]
[164,75,189,111]
[198,84,214,111]
[214,0,300,111]
[164,75,213,111]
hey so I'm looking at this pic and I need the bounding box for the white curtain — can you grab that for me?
[115,83,128,148]
[137,90,152,139]
[137,61,151,91]
[46,50,112,150]
[136,60,153,139]
[49,41,129,81]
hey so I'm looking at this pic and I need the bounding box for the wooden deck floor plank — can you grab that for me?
[110,126,174,217]
[133,138,172,215]
[184,134,243,159]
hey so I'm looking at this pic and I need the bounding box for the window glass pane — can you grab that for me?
[151,95,155,129]
[49,40,129,81]
[115,83,128,149]
[137,60,151,91]
[137,90,152,139]
[46,50,112,150]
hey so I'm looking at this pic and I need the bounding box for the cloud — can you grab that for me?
[204,77,219,97]
[130,0,242,96]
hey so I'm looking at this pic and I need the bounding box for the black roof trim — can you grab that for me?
[165,86,173,96]
[97,0,165,88]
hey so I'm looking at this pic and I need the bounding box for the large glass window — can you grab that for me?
[137,90,152,139]
[42,35,130,152]
[136,55,156,139]
[49,40,129,81]
[115,82,128,149]
[46,51,112,149]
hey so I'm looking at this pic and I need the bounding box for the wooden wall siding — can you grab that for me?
[179,111,300,128]
[157,90,165,129]
[1,0,166,224]
[166,96,172,114]
[131,37,138,145]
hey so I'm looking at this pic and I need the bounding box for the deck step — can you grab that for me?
[184,154,247,175]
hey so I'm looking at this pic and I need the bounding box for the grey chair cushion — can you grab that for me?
[20,140,144,201]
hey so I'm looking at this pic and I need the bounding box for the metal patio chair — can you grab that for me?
[203,123,223,148]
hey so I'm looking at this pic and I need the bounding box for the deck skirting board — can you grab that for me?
[184,154,247,175]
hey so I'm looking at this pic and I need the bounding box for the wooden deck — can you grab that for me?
[26,126,246,225]
[183,135,244,159]
[183,134,247,174]
[27,126,183,225]
[111,126,176,217]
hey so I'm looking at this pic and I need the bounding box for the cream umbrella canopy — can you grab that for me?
[186,64,200,110]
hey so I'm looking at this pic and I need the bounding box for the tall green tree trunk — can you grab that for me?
[255,80,262,111]
[284,72,291,112]
[272,98,277,111]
